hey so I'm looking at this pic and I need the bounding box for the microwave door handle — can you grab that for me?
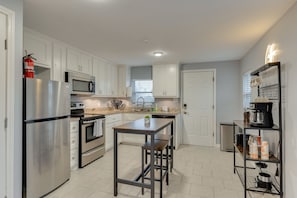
[89,81,95,92]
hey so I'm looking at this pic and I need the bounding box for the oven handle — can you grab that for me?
[83,146,104,157]
[82,119,105,124]
[82,120,97,124]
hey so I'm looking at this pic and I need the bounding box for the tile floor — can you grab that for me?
[45,144,278,198]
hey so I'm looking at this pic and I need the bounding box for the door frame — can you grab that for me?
[0,5,16,198]
[181,69,217,146]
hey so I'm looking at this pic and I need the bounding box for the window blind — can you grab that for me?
[130,66,154,103]
[130,66,152,80]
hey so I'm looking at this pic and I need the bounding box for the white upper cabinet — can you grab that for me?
[23,29,52,68]
[153,64,180,98]
[92,58,118,97]
[52,42,66,82]
[93,57,107,95]
[66,47,92,75]
[118,65,131,98]
[105,63,118,97]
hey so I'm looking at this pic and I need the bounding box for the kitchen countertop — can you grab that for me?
[85,108,181,116]
[70,117,80,121]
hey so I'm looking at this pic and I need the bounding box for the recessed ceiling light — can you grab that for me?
[153,51,163,57]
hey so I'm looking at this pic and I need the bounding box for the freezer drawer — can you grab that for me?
[220,123,234,152]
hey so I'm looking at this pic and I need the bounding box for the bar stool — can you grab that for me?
[141,139,169,198]
[145,134,173,172]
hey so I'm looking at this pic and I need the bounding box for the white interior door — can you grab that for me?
[182,70,215,146]
[0,11,7,197]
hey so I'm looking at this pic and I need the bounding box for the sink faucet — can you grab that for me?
[136,97,145,109]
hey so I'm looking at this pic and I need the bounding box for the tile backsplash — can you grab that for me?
[71,96,180,111]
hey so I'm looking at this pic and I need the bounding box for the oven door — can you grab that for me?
[81,119,105,153]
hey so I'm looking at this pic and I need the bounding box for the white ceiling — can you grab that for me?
[24,0,296,66]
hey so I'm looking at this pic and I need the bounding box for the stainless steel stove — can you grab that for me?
[71,102,105,167]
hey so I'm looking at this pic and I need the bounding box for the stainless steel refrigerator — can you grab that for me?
[23,78,70,198]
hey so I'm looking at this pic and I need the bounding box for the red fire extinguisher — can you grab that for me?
[23,52,36,78]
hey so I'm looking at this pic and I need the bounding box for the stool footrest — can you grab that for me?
[143,170,168,183]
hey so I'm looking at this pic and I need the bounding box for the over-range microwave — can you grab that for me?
[65,71,95,95]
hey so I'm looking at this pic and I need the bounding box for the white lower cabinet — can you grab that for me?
[70,120,79,170]
[121,113,147,145]
[105,114,122,151]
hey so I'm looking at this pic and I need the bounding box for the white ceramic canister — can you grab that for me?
[261,141,269,160]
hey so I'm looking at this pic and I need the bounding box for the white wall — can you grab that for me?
[182,60,242,144]
[241,2,297,197]
[0,0,23,197]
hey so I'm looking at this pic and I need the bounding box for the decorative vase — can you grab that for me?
[144,117,150,126]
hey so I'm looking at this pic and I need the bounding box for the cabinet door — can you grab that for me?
[110,64,118,97]
[52,42,66,82]
[118,65,128,97]
[164,64,179,97]
[121,113,146,144]
[105,63,112,96]
[152,66,165,96]
[66,48,92,75]
[105,114,122,151]
[103,63,118,96]
[24,30,52,68]
[93,58,107,95]
[175,114,181,149]
[80,52,92,75]
[66,48,81,72]
[153,64,179,98]
[105,123,113,151]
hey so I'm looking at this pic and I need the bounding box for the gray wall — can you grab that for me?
[182,60,242,144]
[0,0,23,197]
[241,2,297,197]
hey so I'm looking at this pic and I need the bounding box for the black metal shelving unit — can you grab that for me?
[233,62,283,198]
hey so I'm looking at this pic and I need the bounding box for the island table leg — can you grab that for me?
[150,133,155,198]
[114,130,118,196]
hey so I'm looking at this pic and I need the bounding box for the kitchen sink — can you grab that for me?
[133,108,151,112]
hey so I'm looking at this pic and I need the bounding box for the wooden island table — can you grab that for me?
[113,118,174,198]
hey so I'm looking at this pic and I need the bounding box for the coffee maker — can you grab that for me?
[250,102,273,128]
